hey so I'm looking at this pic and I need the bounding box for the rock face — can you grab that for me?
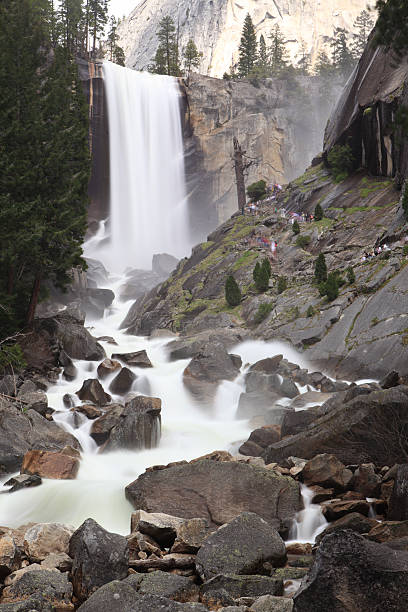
[119,0,369,78]
[24,523,73,561]
[125,460,301,530]
[69,518,129,602]
[1,570,74,610]
[101,396,161,452]
[293,530,408,611]
[196,512,286,580]
[21,450,80,480]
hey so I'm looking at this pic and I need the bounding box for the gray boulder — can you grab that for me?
[195,512,286,580]
[0,570,73,610]
[183,343,241,400]
[251,596,293,611]
[90,404,124,446]
[108,367,137,395]
[76,379,111,406]
[38,314,105,361]
[200,574,283,603]
[388,464,408,521]
[69,518,129,602]
[101,396,161,452]
[152,253,179,277]
[124,570,199,602]
[111,350,152,368]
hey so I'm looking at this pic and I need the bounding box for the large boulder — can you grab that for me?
[21,450,80,480]
[183,343,241,400]
[200,574,283,603]
[125,460,301,531]
[111,350,152,368]
[37,314,105,361]
[302,454,353,490]
[0,569,73,610]
[76,379,111,406]
[101,396,161,452]
[315,513,377,545]
[108,367,137,395]
[69,518,129,602]
[90,404,124,445]
[239,427,280,457]
[352,463,381,498]
[293,530,408,611]
[23,523,73,561]
[388,464,408,521]
[97,359,121,379]
[196,512,286,580]
[130,510,211,551]
[152,253,179,277]
[263,387,408,466]
[0,535,20,579]
[124,571,199,602]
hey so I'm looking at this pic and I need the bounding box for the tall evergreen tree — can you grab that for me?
[314,50,333,78]
[255,34,270,77]
[238,13,258,77]
[151,16,180,76]
[89,0,108,56]
[58,0,83,54]
[375,0,408,54]
[182,39,202,77]
[331,27,354,77]
[106,15,125,65]
[269,24,289,74]
[352,9,375,59]
[297,39,311,74]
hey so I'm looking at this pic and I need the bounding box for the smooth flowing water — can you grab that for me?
[289,484,328,543]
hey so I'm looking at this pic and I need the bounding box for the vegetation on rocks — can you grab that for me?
[314,254,328,284]
[327,144,355,182]
[225,275,241,307]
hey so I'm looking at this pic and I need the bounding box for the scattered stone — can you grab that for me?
[124,570,199,602]
[200,574,283,604]
[388,464,408,521]
[97,359,121,379]
[21,450,79,480]
[75,404,101,419]
[251,595,294,611]
[69,518,129,601]
[4,474,42,493]
[321,499,370,521]
[171,518,212,554]
[285,543,312,556]
[111,350,152,368]
[352,462,381,498]
[108,367,137,395]
[41,552,72,572]
[1,569,73,610]
[76,379,111,406]
[196,512,286,581]
[315,513,377,545]
[0,535,19,579]
[302,454,352,490]
[24,523,73,561]
[131,510,185,548]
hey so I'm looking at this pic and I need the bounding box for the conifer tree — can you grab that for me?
[324,272,339,301]
[297,39,311,74]
[262,257,272,279]
[89,0,108,56]
[314,203,323,221]
[375,0,408,54]
[106,15,125,65]
[238,13,258,77]
[225,275,241,306]
[151,16,180,76]
[314,253,328,284]
[255,262,270,292]
[253,262,261,285]
[256,34,269,76]
[352,9,374,60]
[58,0,83,54]
[183,39,202,77]
[314,50,333,78]
[331,27,354,77]
[269,25,289,74]
[292,220,300,235]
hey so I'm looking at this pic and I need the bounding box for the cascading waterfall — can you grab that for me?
[87,62,191,272]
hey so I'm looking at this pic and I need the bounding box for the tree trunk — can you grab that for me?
[233,136,246,213]
[26,273,41,328]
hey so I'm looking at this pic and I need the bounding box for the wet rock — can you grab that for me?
[101,395,161,452]
[18,391,48,416]
[108,367,137,395]
[236,392,283,420]
[280,378,299,399]
[90,403,124,445]
[380,370,400,389]
[131,510,185,548]
[124,570,199,602]
[309,486,335,504]
[249,356,283,374]
[280,410,317,437]
[76,379,111,406]
[200,574,283,604]
[388,464,408,521]
[75,404,101,419]
[24,523,73,561]
[97,358,121,379]
[196,512,287,580]
[251,595,293,611]
[321,499,370,522]
[4,474,42,493]
[111,350,152,368]
[293,530,408,611]
[125,460,301,530]
[352,463,381,498]
[63,363,77,381]
[239,427,280,456]
[69,518,129,602]
[63,393,76,408]
[1,569,73,610]
[315,512,377,545]
[366,520,408,543]
[302,454,352,490]
[21,449,79,480]
[38,313,105,361]
[245,372,282,395]
[0,535,20,579]
[183,343,241,400]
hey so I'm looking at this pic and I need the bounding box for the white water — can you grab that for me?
[288,484,328,543]
[86,62,191,272]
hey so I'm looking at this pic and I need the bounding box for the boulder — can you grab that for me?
[200,574,283,603]
[245,372,282,395]
[251,596,293,611]
[263,387,408,466]
[0,374,18,397]
[195,513,286,580]
[4,474,42,493]
[352,463,381,498]
[366,521,408,543]
[0,535,19,579]
[171,518,212,554]
[75,404,101,419]
[380,371,400,389]
[76,379,111,406]
[21,450,79,480]
[301,454,353,490]
[69,518,129,601]
[293,530,408,611]
[41,552,72,572]
[281,410,317,438]
[124,570,199,602]
[183,343,241,400]
[17,391,48,417]
[90,404,124,445]
[152,253,179,277]
[239,427,280,456]
[1,569,73,610]
[131,510,185,548]
[315,513,377,545]
[125,460,301,530]
[108,367,137,395]
[101,396,161,452]
[24,523,73,561]
[321,499,370,522]
[111,350,152,368]
[388,464,408,521]
[249,356,283,374]
[97,359,121,379]
[38,314,105,361]
[236,392,282,420]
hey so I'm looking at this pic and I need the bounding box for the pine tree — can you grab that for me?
[352,10,375,60]
[297,39,311,74]
[106,15,125,65]
[314,203,323,221]
[238,13,258,78]
[89,0,108,57]
[331,27,354,77]
[58,0,83,54]
[253,262,261,284]
[347,266,356,284]
[262,257,271,279]
[183,39,202,77]
[151,16,180,76]
[257,34,269,75]
[375,0,408,55]
[225,275,241,306]
[314,253,328,284]
[292,220,300,235]
[255,262,270,292]
[314,50,333,78]
[269,24,289,74]
[324,272,339,301]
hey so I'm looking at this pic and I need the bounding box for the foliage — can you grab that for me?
[314,50,334,79]
[254,302,274,324]
[327,144,355,182]
[247,180,267,201]
[225,275,241,306]
[238,13,258,77]
[262,257,271,278]
[183,39,202,76]
[347,266,356,284]
[314,253,328,283]
[0,342,26,374]
[269,24,289,74]
[306,305,315,317]
[277,276,287,294]
[296,235,311,248]
[314,203,323,221]
[375,0,408,55]
[107,16,125,65]
[403,245,408,256]
[292,220,300,235]
[253,259,270,292]
[150,16,181,76]
[297,39,311,75]
[331,27,355,78]
[323,272,340,301]
[352,10,375,60]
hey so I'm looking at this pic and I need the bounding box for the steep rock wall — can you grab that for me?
[118,0,371,78]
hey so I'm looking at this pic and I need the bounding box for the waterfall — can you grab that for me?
[88,62,190,272]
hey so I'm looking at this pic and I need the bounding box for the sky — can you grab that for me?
[110,0,138,19]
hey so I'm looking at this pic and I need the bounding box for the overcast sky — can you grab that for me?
[110,0,138,19]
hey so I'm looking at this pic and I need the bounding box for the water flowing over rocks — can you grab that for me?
[100,396,161,452]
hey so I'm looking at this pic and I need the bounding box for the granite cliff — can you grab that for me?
[118,0,371,77]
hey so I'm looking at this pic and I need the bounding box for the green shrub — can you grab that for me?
[403,245,408,256]
[314,253,327,283]
[247,180,267,201]
[323,272,339,301]
[0,342,26,374]
[296,235,311,248]
[254,302,274,324]
[253,262,261,283]
[262,257,271,278]
[333,270,346,287]
[225,275,241,306]
[292,220,300,235]
[277,276,287,294]
[327,144,355,182]
[347,266,356,284]
[314,203,323,221]
[306,305,315,317]
[254,263,270,292]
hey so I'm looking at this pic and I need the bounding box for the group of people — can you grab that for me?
[361,244,390,262]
